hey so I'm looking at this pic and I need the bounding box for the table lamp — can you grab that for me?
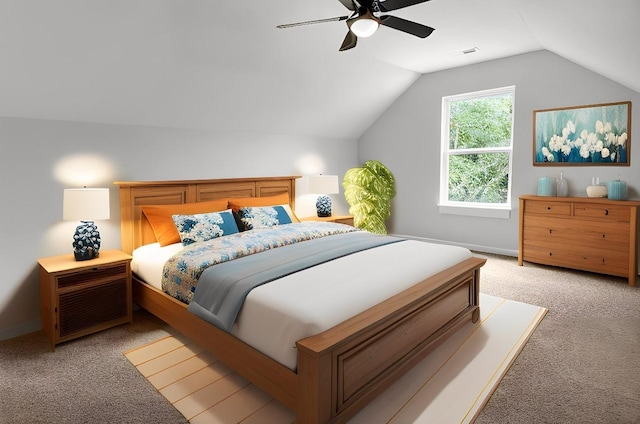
[309,175,339,217]
[63,187,110,261]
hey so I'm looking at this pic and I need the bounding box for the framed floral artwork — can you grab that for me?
[533,101,631,165]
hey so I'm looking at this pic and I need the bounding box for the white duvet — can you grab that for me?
[132,238,472,370]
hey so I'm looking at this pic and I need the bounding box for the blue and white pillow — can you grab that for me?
[172,209,239,245]
[237,205,292,231]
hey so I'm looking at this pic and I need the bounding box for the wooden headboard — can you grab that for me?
[114,176,300,254]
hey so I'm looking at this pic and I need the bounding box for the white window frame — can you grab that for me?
[439,86,515,219]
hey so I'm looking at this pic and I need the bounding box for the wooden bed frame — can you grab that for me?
[114,176,485,423]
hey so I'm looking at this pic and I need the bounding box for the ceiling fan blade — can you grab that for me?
[277,15,349,29]
[380,15,434,38]
[339,31,358,51]
[374,0,430,12]
[337,0,357,10]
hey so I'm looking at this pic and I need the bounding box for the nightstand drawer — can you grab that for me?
[301,215,354,226]
[332,216,354,225]
[57,263,129,289]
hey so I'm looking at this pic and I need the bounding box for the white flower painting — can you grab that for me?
[534,101,630,165]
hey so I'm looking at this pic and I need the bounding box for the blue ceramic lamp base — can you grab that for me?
[316,195,332,217]
[72,220,102,261]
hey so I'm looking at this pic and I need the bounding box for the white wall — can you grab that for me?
[0,118,356,340]
[358,50,640,255]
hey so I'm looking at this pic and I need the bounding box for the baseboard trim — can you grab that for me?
[0,319,41,342]
[390,233,519,258]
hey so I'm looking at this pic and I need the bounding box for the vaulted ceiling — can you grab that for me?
[1,0,638,140]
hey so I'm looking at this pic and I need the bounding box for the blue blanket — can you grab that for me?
[187,232,404,332]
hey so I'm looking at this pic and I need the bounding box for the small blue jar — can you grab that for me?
[538,177,556,196]
[607,180,627,200]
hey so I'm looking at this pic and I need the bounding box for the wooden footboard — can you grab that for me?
[296,256,484,424]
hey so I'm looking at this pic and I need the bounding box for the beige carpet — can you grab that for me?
[124,293,546,423]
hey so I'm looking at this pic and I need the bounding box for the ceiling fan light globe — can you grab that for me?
[350,18,379,37]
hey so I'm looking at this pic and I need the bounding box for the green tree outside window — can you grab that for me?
[442,87,514,205]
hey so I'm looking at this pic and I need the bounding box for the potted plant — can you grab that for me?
[342,160,396,234]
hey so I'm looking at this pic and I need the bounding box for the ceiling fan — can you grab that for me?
[276,0,435,51]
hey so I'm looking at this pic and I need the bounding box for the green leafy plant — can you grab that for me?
[342,160,396,234]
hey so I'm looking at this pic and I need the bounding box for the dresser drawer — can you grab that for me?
[573,203,630,222]
[522,245,628,277]
[524,201,571,216]
[522,216,630,252]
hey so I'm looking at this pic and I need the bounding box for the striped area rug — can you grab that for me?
[124,294,546,423]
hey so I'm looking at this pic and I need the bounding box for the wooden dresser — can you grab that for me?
[519,195,640,286]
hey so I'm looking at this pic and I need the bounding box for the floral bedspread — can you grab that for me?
[162,222,359,304]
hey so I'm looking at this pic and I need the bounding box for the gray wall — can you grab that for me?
[3,49,639,340]
[359,50,640,254]
[0,118,356,340]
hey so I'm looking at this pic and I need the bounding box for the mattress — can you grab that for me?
[132,237,472,370]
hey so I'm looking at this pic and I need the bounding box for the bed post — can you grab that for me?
[297,351,333,424]
[118,185,134,255]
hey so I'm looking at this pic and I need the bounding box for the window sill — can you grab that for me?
[438,204,511,219]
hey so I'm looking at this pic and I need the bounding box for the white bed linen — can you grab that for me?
[132,239,472,370]
[131,242,183,290]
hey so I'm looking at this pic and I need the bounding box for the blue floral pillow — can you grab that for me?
[237,205,292,231]
[172,209,239,245]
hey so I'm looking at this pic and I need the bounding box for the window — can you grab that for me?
[439,86,514,218]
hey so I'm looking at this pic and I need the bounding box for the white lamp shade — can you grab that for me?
[63,188,110,221]
[350,17,379,38]
[308,175,340,195]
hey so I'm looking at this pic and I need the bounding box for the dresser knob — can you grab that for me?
[547,207,551,211]
[604,209,609,216]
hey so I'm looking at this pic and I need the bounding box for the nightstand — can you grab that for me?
[38,249,133,351]
[301,215,354,226]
